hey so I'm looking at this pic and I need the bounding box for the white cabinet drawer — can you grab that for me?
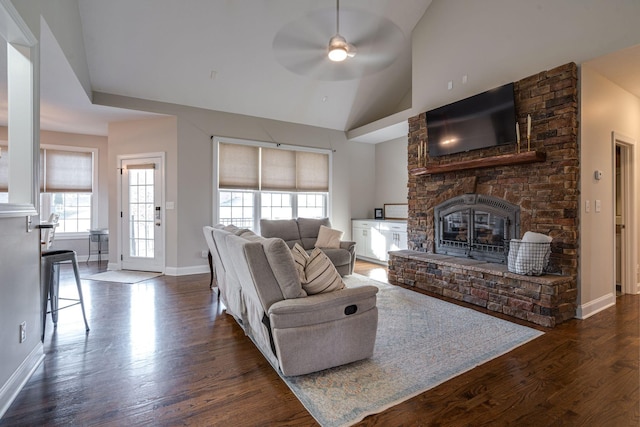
[352,220,374,229]
[378,222,407,232]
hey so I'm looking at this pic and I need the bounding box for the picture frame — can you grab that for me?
[383,203,408,220]
[374,208,383,219]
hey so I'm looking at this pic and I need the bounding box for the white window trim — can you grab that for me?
[40,143,98,237]
[212,136,333,225]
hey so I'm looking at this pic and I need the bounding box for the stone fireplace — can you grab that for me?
[388,62,579,327]
[435,193,520,264]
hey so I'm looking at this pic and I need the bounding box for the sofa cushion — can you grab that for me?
[315,225,343,249]
[318,247,352,267]
[297,217,331,250]
[302,247,345,295]
[260,219,302,248]
[261,238,307,299]
[236,229,263,241]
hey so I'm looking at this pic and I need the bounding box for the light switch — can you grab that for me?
[595,199,601,213]
[585,200,590,213]
[166,201,175,210]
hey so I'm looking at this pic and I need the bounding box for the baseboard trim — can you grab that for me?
[576,292,616,319]
[164,264,210,277]
[0,343,44,418]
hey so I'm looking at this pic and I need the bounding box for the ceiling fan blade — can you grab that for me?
[272,5,406,81]
[346,43,357,58]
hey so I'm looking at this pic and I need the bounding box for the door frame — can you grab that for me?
[612,132,638,295]
[116,152,166,272]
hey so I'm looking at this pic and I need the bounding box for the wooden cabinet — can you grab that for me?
[352,220,407,263]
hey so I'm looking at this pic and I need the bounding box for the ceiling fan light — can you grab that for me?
[328,34,348,62]
[328,46,347,62]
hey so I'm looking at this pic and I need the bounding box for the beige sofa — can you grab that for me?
[203,224,378,376]
[260,218,356,276]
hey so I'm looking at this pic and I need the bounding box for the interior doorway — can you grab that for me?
[118,154,165,273]
[613,133,637,296]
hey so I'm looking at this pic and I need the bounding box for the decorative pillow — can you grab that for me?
[302,247,345,295]
[291,243,309,283]
[315,225,343,249]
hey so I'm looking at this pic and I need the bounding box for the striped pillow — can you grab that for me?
[303,247,345,295]
[291,243,308,283]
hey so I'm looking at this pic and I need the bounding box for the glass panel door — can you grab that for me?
[121,157,163,272]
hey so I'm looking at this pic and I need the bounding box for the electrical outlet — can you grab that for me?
[19,321,26,343]
[201,250,209,259]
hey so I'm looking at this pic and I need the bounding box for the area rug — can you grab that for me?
[280,274,544,427]
[82,270,163,284]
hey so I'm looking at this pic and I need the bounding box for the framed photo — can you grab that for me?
[374,208,383,219]
[383,203,408,220]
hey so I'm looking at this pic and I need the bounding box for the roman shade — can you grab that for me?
[219,143,260,190]
[41,149,93,192]
[0,146,93,193]
[219,142,329,192]
[0,144,7,192]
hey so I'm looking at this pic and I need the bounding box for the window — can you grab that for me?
[216,139,330,231]
[0,144,8,204]
[41,193,92,233]
[219,190,254,228]
[261,192,292,220]
[0,144,96,232]
[39,145,96,235]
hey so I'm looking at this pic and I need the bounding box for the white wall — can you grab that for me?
[97,94,375,274]
[374,136,408,210]
[578,65,640,317]
[412,0,640,116]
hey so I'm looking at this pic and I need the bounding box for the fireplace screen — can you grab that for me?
[435,194,519,263]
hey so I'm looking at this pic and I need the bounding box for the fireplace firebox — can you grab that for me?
[434,194,520,263]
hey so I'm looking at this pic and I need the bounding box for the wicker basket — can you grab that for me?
[507,239,550,276]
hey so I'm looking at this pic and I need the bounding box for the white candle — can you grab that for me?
[516,122,520,143]
[527,114,531,139]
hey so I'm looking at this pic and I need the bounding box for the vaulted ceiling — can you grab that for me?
[5,1,640,141]
[73,0,431,135]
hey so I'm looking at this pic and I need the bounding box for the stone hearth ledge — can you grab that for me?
[388,250,576,327]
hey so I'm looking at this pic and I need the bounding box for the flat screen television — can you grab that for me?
[426,82,517,157]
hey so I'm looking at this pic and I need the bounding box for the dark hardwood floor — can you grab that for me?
[1,260,638,426]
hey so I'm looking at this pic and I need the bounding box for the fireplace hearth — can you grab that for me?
[434,194,520,264]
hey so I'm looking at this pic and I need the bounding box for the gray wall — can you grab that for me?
[98,93,376,275]
[374,136,408,211]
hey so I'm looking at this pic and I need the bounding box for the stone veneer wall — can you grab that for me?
[388,251,577,327]
[407,62,579,277]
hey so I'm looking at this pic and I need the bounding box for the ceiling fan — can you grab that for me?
[327,0,356,62]
[272,1,405,81]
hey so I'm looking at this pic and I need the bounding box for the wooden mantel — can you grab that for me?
[410,151,546,176]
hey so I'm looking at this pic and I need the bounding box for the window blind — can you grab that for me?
[261,147,296,191]
[219,143,260,190]
[218,142,329,192]
[0,144,8,192]
[296,151,329,192]
[42,149,93,192]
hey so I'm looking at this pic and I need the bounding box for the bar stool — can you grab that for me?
[41,249,90,340]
